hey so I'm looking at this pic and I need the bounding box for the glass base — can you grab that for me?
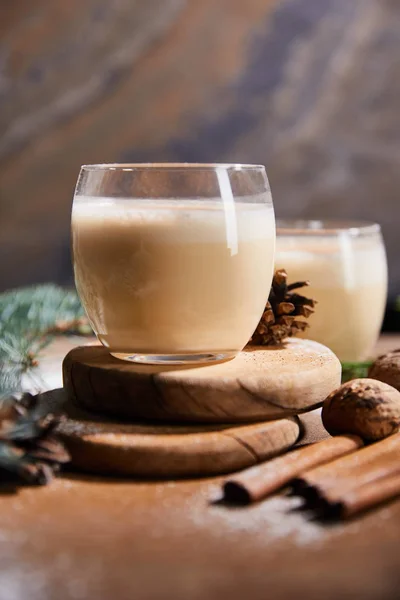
[110,351,237,365]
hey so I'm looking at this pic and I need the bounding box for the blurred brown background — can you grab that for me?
[0,0,399,302]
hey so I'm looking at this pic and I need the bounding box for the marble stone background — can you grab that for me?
[0,0,399,301]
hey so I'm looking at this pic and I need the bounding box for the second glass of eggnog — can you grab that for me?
[72,164,275,364]
[275,220,388,362]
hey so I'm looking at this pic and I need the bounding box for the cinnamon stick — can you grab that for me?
[341,472,400,518]
[292,432,400,498]
[292,433,400,518]
[223,434,363,504]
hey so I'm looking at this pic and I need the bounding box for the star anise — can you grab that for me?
[0,392,70,485]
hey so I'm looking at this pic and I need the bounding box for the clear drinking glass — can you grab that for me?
[72,163,275,364]
[275,220,388,362]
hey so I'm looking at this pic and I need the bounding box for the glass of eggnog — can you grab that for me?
[72,163,275,364]
[275,220,388,362]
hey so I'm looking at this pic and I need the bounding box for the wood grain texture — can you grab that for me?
[2,336,400,600]
[42,389,300,477]
[1,0,399,299]
[62,339,341,423]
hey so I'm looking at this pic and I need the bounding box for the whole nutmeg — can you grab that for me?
[369,349,400,391]
[322,378,400,442]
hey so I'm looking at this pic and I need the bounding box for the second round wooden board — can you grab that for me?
[41,390,301,477]
[63,338,341,423]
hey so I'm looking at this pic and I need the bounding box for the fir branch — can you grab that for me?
[0,285,90,396]
[341,361,372,383]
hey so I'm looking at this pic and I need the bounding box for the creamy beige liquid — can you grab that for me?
[72,197,275,357]
[275,233,388,361]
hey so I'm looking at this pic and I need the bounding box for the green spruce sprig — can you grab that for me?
[0,285,90,395]
[341,361,372,383]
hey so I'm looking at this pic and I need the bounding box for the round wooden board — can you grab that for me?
[63,339,341,423]
[42,390,301,478]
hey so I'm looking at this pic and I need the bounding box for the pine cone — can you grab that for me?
[249,269,316,346]
[0,392,70,485]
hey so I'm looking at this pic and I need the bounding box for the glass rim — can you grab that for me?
[276,219,381,237]
[80,162,266,172]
